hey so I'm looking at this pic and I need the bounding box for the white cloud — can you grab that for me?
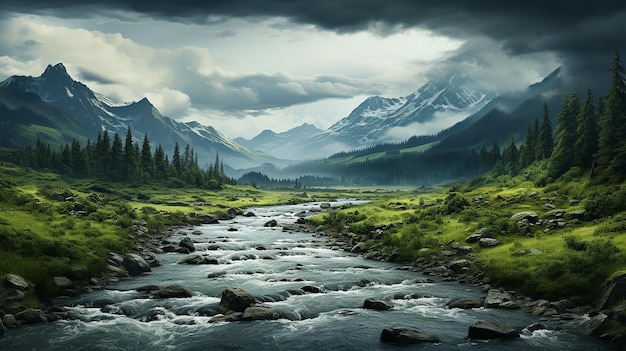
[384,110,472,141]
[145,87,191,117]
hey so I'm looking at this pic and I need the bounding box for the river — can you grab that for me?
[0,199,618,350]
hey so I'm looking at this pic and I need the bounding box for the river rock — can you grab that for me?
[447,299,483,309]
[54,276,74,288]
[155,284,193,298]
[179,237,196,252]
[3,273,29,290]
[2,314,17,328]
[178,255,218,265]
[219,287,257,314]
[301,285,324,293]
[226,208,243,219]
[264,219,278,227]
[209,312,243,323]
[479,238,501,248]
[122,254,151,276]
[15,309,48,324]
[468,320,520,339]
[380,328,440,344]
[578,312,608,335]
[242,306,280,321]
[484,289,513,308]
[207,271,227,278]
[198,214,219,224]
[320,202,331,209]
[363,298,393,310]
[447,259,471,272]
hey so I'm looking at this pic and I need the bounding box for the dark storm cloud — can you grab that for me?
[3,0,624,91]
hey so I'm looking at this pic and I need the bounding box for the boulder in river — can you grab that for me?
[178,255,219,265]
[363,298,393,310]
[15,309,48,324]
[468,320,520,339]
[380,328,440,344]
[179,237,196,252]
[301,285,324,293]
[447,299,483,309]
[122,254,151,276]
[219,287,257,314]
[578,313,608,336]
[154,284,193,299]
[264,219,278,227]
[242,306,280,321]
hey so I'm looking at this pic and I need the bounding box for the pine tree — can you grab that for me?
[519,121,537,168]
[171,142,182,177]
[536,104,553,160]
[596,52,626,182]
[504,135,519,175]
[109,133,124,181]
[70,138,88,177]
[574,89,598,169]
[154,144,167,180]
[60,144,72,175]
[549,91,581,178]
[140,134,155,179]
[123,127,140,182]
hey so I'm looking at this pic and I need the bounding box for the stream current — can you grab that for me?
[0,199,618,350]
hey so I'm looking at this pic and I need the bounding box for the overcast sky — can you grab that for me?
[1,1,624,139]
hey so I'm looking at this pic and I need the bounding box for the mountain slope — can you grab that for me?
[0,88,90,148]
[241,71,496,160]
[0,63,276,169]
[234,123,324,159]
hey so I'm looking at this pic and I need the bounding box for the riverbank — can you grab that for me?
[294,198,626,345]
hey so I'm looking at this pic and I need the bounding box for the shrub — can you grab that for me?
[441,193,469,214]
[585,187,626,219]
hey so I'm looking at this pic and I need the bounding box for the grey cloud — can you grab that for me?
[181,71,365,112]
[2,1,624,94]
[78,68,119,85]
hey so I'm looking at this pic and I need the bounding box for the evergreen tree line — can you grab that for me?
[496,52,626,183]
[237,171,338,189]
[285,148,487,186]
[15,128,235,188]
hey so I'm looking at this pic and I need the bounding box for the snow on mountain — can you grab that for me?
[242,71,496,160]
[0,63,275,169]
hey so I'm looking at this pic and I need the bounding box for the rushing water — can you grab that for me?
[0,199,619,351]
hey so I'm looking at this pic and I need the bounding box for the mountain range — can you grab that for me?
[0,63,274,169]
[0,62,564,181]
[236,71,497,160]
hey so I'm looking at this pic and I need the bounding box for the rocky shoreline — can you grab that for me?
[281,213,623,343]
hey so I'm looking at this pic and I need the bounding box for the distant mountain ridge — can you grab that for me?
[0,63,276,169]
[240,71,497,160]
